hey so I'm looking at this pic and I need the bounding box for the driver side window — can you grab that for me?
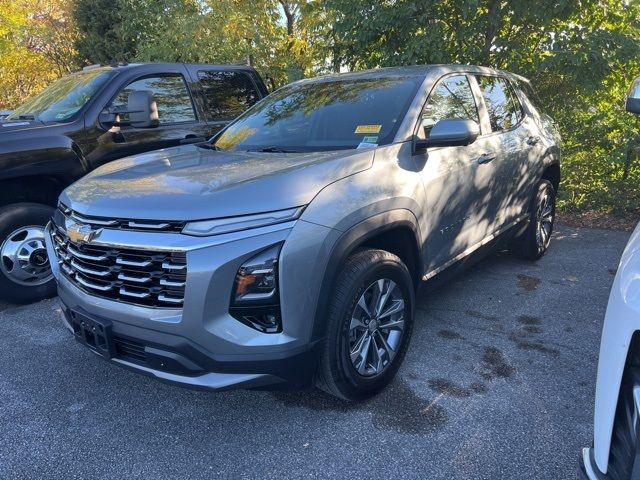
[420,75,479,138]
[110,74,196,125]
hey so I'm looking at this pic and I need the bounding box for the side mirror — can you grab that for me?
[127,90,158,128]
[415,118,480,151]
[626,77,640,115]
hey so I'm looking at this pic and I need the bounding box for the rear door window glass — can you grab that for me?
[475,76,523,132]
[197,70,260,121]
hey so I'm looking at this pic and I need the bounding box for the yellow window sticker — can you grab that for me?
[355,124,382,134]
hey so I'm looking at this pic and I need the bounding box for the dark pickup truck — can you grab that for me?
[0,62,268,303]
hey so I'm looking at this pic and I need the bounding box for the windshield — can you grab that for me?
[213,77,422,152]
[7,69,112,123]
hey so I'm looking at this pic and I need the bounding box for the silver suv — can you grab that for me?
[45,65,560,400]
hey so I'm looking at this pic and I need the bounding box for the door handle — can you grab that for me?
[477,153,496,165]
[526,136,540,146]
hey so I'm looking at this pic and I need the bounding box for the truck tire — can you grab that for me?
[316,249,414,401]
[0,203,56,304]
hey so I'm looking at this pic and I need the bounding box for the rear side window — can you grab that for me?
[197,70,260,121]
[112,74,196,124]
[420,75,479,138]
[519,80,546,115]
[475,76,523,132]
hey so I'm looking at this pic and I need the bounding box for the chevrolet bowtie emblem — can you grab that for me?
[66,221,101,244]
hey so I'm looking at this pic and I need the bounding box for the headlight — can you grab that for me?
[183,207,304,237]
[230,244,282,333]
[232,244,281,304]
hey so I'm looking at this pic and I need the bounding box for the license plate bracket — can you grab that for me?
[69,310,115,359]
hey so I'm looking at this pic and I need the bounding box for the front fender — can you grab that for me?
[0,135,86,181]
[308,208,422,341]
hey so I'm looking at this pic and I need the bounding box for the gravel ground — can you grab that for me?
[0,224,630,479]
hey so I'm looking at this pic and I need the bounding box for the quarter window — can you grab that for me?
[197,70,260,121]
[421,75,479,138]
[475,76,523,132]
[111,75,196,125]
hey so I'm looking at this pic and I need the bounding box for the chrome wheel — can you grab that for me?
[0,225,52,286]
[535,188,554,251]
[348,278,405,377]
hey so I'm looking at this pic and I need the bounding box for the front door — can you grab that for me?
[85,73,211,169]
[415,74,500,272]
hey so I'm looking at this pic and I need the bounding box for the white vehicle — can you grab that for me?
[581,77,640,479]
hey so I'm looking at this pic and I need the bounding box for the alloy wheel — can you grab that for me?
[535,188,555,252]
[348,278,406,377]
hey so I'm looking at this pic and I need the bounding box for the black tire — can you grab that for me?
[0,203,56,304]
[606,367,640,480]
[315,249,414,401]
[511,179,556,261]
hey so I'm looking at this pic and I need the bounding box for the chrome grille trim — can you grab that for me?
[59,204,185,233]
[116,257,153,267]
[76,275,113,292]
[67,245,108,262]
[119,287,151,299]
[70,259,112,277]
[52,226,187,308]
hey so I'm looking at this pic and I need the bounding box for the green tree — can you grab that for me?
[73,0,136,63]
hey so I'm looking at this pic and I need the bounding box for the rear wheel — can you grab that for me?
[511,179,556,260]
[0,203,56,304]
[316,249,414,401]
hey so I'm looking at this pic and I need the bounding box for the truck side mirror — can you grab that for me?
[626,77,640,115]
[127,90,159,128]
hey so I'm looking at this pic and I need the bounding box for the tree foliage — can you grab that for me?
[1,0,640,218]
[0,0,77,108]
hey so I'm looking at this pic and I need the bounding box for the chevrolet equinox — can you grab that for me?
[45,65,561,400]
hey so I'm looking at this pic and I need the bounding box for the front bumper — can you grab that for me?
[45,217,337,391]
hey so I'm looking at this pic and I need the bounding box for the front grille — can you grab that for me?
[59,204,185,233]
[52,226,187,308]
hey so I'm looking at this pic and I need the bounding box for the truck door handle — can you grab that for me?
[526,136,540,146]
[477,153,496,164]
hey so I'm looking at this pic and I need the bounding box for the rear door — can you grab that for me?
[473,75,528,228]
[190,68,263,137]
[415,74,499,272]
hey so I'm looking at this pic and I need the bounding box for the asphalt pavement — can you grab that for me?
[0,224,630,479]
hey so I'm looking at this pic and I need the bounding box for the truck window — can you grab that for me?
[197,70,259,121]
[475,76,523,132]
[420,75,479,138]
[111,75,196,125]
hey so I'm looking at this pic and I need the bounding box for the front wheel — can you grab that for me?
[0,203,56,304]
[511,179,556,261]
[315,249,414,401]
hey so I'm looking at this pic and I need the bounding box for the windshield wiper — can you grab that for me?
[247,146,302,153]
[195,142,222,151]
[16,114,36,120]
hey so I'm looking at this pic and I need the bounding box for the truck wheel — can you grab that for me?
[511,179,556,261]
[0,203,56,304]
[316,249,414,401]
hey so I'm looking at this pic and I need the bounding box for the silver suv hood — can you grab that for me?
[62,144,374,221]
